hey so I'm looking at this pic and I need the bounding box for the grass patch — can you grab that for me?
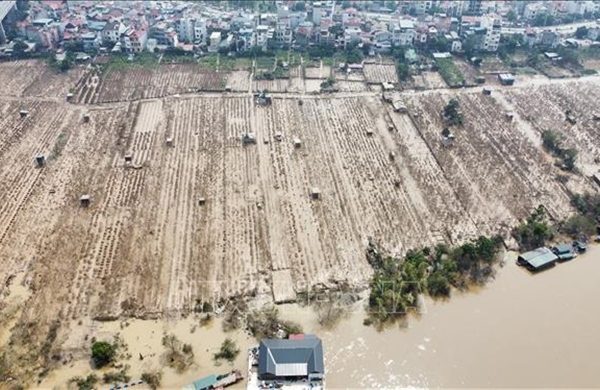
[50,131,69,160]
[435,58,465,87]
[105,53,159,71]
[255,56,275,70]
[322,53,345,67]
[218,56,253,72]
[198,55,219,71]
[581,68,598,75]
[514,66,538,75]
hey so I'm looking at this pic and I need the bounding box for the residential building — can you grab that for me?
[524,3,549,20]
[343,25,362,47]
[258,335,324,383]
[253,24,272,50]
[178,17,194,43]
[81,31,101,51]
[480,14,501,52]
[312,2,322,26]
[209,31,221,52]
[465,0,483,16]
[103,21,125,44]
[0,1,17,44]
[391,19,415,46]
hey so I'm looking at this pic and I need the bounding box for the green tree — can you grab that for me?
[292,1,305,12]
[560,215,595,237]
[345,48,363,64]
[575,26,589,39]
[213,338,240,362]
[91,341,116,368]
[561,148,578,171]
[396,62,410,80]
[506,10,517,23]
[542,129,562,153]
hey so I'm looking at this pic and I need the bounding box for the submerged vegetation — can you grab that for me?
[512,205,554,251]
[367,235,503,324]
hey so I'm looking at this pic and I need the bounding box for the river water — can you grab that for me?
[39,249,600,389]
[294,250,600,388]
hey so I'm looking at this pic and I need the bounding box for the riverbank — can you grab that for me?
[39,248,600,388]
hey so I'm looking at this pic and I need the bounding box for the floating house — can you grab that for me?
[551,243,575,261]
[517,247,558,271]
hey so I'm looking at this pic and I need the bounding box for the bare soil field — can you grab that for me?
[1,62,600,386]
[363,64,399,84]
[0,59,84,98]
[411,71,448,90]
[503,78,600,176]
[304,64,331,79]
[480,56,510,74]
[225,70,251,92]
[254,78,290,92]
[404,90,584,233]
[336,80,370,92]
[79,64,227,103]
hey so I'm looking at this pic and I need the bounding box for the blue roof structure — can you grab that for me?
[183,374,218,390]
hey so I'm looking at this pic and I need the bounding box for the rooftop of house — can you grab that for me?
[258,335,324,379]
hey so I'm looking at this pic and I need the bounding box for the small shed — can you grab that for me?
[83,114,90,123]
[310,187,321,200]
[482,87,492,95]
[366,129,374,136]
[389,151,396,161]
[124,154,133,163]
[476,76,486,84]
[166,137,173,147]
[66,93,74,102]
[198,198,206,206]
[293,138,302,148]
[388,124,395,132]
[505,112,514,121]
[392,99,407,113]
[35,155,46,167]
[243,132,256,145]
[552,243,575,261]
[19,110,29,118]
[298,100,304,106]
[498,73,515,86]
[274,132,283,141]
[224,85,232,92]
[80,195,90,207]
[382,82,395,91]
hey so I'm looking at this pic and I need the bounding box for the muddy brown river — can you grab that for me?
[39,250,600,389]
[306,250,600,388]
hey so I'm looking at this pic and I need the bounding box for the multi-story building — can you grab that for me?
[103,21,125,44]
[523,3,548,20]
[479,14,501,52]
[275,23,293,48]
[178,17,194,43]
[209,31,221,52]
[312,2,322,26]
[464,0,483,16]
[391,19,415,46]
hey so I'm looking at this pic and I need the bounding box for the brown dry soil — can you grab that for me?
[1,60,599,385]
